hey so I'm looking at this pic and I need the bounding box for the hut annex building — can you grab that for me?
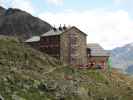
[25,26,110,69]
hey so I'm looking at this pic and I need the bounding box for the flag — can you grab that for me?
[107,57,112,72]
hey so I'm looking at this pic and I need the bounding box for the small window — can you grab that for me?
[87,48,91,54]
[70,57,76,64]
[70,47,77,54]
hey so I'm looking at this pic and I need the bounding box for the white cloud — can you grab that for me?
[46,0,64,5]
[113,0,133,5]
[0,0,35,14]
[39,9,133,49]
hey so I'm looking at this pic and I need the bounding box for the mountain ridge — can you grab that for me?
[111,42,133,74]
[0,6,52,40]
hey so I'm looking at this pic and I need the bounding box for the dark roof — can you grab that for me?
[87,43,110,57]
[41,26,87,37]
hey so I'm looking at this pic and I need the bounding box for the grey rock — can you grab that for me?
[0,94,4,100]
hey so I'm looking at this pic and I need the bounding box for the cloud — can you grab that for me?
[39,9,133,49]
[46,0,64,5]
[113,0,133,5]
[0,0,35,14]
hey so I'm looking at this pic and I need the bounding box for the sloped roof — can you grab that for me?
[87,43,110,57]
[25,26,87,42]
[25,36,40,42]
[41,29,63,37]
[41,26,87,37]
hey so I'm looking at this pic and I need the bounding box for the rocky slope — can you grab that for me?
[0,7,52,39]
[111,43,133,74]
[0,36,133,100]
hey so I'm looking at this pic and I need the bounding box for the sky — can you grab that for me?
[0,0,133,49]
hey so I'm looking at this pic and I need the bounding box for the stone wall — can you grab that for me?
[60,27,87,65]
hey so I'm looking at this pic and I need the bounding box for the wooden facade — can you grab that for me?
[39,35,60,59]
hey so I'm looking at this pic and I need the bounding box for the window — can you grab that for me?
[87,48,91,54]
[70,57,76,64]
[71,37,77,45]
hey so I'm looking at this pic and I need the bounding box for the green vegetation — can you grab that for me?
[0,36,133,100]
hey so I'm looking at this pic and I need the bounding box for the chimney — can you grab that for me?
[59,24,63,31]
[63,24,67,30]
[53,27,57,32]
[52,25,57,32]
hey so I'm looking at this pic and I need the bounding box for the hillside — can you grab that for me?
[111,43,133,74]
[0,36,133,100]
[0,7,52,39]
